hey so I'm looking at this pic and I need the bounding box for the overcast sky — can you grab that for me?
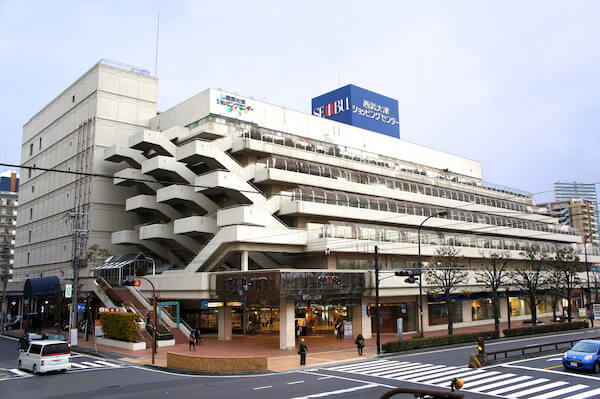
[1,1,598,202]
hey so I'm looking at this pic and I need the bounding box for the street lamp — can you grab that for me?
[417,209,448,337]
[584,233,594,327]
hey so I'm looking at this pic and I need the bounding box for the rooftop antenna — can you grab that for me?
[154,14,160,77]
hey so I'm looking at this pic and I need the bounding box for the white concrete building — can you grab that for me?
[15,62,600,350]
[15,60,157,281]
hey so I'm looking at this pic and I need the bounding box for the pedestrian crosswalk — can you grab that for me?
[326,360,600,399]
[69,359,121,370]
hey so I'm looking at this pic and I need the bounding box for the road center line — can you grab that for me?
[253,385,272,390]
[288,380,304,385]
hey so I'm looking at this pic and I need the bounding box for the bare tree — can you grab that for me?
[475,251,510,333]
[554,247,581,322]
[425,246,467,335]
[510,245,551,326]
[546,267,563,321]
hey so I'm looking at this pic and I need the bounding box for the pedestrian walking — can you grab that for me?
[189,331,196,351]
[298,338,308,366]
[355,333,365,356]
[335,319,343,339]
[194,328,202,345]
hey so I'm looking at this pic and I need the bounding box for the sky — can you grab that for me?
[1,1,598,203]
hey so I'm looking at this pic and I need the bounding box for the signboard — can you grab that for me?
[65,284,72,299]
[312,84,400,138]
[397,318,403,340]
[94,320,104,337]
[593,304,600,321]
[99,307,122,313]
[76,303,86,313]
[343,321,353,339]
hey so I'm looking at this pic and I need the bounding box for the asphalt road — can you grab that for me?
[2,330,600,399]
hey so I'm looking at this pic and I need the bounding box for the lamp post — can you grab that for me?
[584,233,594,327]
[137,276,157,364]
[417,209,448,337]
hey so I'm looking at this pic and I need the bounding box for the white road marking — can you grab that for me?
[563,387,600,399]
[405,367,470,382]
[421,369,489,385]
[8,368,30,377]
[69,363,90,369]
[527,384,588,399]
[484,378,549,395]
[546,358,562,361]
[459,372,512,387]
[287,380,304,385]
[505,380,567,398]
[469,376,533,393]
[80,361,105,368]
[499,363,600,381]
[253,386,272,390]
[94,361,120,367]
[317,376,333,380]
[289,383,379,399]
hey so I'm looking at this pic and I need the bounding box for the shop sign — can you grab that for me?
[99,307,121,313]
[401,304,407,314]
[318,275,342,286]
[201,300,224,308]
[217,94,253,117]
[593,304,600,320]
[76,303,86,313]
[65,284,72,299]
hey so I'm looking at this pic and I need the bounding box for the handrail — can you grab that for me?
[485,335,600,362]
[379,386,463,399]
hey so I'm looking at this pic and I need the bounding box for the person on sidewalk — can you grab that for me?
[194,328,202,345]
[335,319,343,339]
[189,331,196,351]
[355,333,365,356]
[298,338,308,366]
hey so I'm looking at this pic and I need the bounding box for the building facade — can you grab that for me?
[539,199,599,248]
[0,171,19,281]
[14,60,157,281]
[554,182,599,245]
[16,63,600,350]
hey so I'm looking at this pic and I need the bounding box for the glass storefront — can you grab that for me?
[509,296,552,317]
[296,306,348,334]
[247,307,279,333]
[471,299,495,321]
[371,303,417,333]
[428,302,464,325]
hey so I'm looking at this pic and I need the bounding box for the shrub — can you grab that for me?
[100,312,141,342]
[503,321,588,337]
[383,331,499,353]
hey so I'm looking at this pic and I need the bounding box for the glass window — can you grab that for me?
[428,302,463,325]
[471,299,494,321]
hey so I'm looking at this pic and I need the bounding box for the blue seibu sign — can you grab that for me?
[311,84,400,138]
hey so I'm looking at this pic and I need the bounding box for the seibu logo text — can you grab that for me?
[313,97,349,118]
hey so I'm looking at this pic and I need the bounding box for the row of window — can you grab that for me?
[261,156,533,214]
[295,187,577,236]
[28,137,43,157]
[308,221,598,256]
[242,128,531,199]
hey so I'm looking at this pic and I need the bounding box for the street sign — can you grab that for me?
[65,284,72,299]
[76,303,86,313]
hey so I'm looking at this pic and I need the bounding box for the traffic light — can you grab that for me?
[123,277,140,286]
[395,270,418,284]
[477,337,485,355]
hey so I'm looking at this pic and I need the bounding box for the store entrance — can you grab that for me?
[372,302,417,333]
[295,305,350,336]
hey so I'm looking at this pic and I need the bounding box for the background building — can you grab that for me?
[0,171,19,281]
[553,182,599,245]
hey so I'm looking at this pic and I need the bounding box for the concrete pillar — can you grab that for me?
[352,299,372,339]
[241,251,248,271]
[500,296,508,321]
[279,300,295,350]
[422,300,430,332]
[463,300,472,323]
[217,307,232,341]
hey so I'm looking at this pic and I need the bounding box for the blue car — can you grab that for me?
[563,340,600,372]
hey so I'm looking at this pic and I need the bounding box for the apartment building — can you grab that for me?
[540,198,599,247]
[0,171,19,281]
[553,182,599,245]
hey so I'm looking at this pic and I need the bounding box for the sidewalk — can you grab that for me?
[3,316,566,372]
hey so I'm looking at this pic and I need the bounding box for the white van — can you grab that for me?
[18,340,71,374]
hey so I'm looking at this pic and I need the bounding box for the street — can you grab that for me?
[2,330,600,398]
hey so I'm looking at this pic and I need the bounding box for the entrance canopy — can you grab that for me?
[93,252,151,285]
[215,270,366,307]
[23,276,60,298]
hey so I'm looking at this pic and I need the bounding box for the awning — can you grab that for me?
[93,253,149,271]
[23,276,60,298]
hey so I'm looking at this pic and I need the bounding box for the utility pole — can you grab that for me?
[67,202,87,345]
[375,245,381,355]
[0,245,10,331]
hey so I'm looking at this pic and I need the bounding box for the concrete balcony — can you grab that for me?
[114,168,162,193]
[176,140,240,171]
[125,195,182,222]
[129,129,177,157]
[104,144,146,168]
[141,156,196,184]
[111,230,138,245]
[217,205,269,227]
[174,216,217,237]
[156,185,216,216]
[195,170,262,205]
[139,223,202,254]
[111,228,182,267]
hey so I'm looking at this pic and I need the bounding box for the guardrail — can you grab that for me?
[485,336,600,362]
